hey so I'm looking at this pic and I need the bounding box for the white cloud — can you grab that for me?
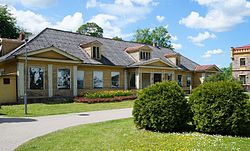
[9,6,83,34]
[179,0,250,32]
[172,43,182,50]
[188,31,216,46]
[54,12,83,32]
[86,0,97,9]
[156,15,165,22]
[170,34,178,41]
[85,0,157,39]
[0,0,57,8]
[202,49,223,58]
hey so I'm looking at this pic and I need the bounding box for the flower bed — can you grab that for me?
[75,90,137,103]
[75,95,137,103]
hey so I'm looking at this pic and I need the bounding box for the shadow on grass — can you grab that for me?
[0,117,37,124]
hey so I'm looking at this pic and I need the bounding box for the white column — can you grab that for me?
[17,62,24,98]
[135,72,140,89]
[161,72,164,81]
[150,73,154,85]
[73,66,77,96]
[48,64,53,97]
[124,70,128,90]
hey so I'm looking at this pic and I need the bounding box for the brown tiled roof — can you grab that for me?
[194,65,216,71]
[124,45,146,53]
[164,53,180,58]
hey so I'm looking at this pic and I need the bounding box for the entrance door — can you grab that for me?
[142,73,150,88]
[154,73,162,83]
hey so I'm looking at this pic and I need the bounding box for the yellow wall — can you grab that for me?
[0,75,17,103]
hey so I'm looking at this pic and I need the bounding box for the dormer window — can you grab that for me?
[92,46,101,59]
[140,51,151,60]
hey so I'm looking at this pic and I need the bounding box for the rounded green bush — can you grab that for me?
[133,81,191,132]
[189,81,250,136]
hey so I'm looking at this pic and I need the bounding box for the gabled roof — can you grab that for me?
[195,64,221,72]
[80,40,103,48]
[0,28,201,70]
[124,45,152,53]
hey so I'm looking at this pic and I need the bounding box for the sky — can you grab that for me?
[1,0,250,68]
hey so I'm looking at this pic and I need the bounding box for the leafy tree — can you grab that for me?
[0,5,20,38]
[133,26,173,49]
[77,22,103,38]
[112,36,122,41]
[204,64,233,82]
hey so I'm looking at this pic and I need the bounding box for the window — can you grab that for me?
[77,71,84,89]
[239,75,246,84]
[186,75,191,87]
[29,67,44,90]
[93,71,103,89]
[167,73,172,81]
[57,69,71,89]
[3,78,10,84]
[178,75,182,86]
[130,73,136,88]
[111,72,120,88]
[140,51,151,60]
[92,46,101,59]
[240,58,246,66]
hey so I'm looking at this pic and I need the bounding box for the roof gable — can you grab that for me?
[23,46,82,61]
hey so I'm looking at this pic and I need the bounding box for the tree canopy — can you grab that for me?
[204,64,233,82]
[112,36,123,41]
[77,22,103,38]
[133,26,173,49]
[0,5,20,38]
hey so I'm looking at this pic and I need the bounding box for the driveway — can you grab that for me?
[0,108,132,151]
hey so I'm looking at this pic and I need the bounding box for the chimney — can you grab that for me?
[152,39,157,47]
[19,32,25,41]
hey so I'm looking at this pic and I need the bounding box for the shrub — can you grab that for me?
[189,81,250,136]
[133,81,192,132]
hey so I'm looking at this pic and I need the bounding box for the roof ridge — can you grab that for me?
[44,27,177,51]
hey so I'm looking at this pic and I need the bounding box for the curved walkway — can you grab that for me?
[0,108,132,151]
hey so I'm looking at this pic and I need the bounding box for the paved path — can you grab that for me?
[0,108,132,151]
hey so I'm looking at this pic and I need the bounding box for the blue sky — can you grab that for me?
[1,0,250,68]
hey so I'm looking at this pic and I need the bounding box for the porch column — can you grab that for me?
[73,66,77,96]
[161,72,165,81]
[124,70,128,90]
[135,69,142,89]
[150,73,154,85]
[48,64,53,97]
[17,62,24,98]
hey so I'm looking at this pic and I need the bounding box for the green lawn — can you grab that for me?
[0,100,134,117]
[16,118,250,151]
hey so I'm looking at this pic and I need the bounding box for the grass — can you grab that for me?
[16,118,250,151]
[0,100,134,117]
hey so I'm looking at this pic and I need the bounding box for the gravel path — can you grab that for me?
[0,108,132,151]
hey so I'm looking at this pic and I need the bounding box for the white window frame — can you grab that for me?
[111,71,120,88]
[240,57,246,66]
[93,71,103,89]
[77,70,84,89]
[239,74,247,85]
[186,75,191,87]
[28,66,45,90]
[0,68,4,76]
[57,68,71,89]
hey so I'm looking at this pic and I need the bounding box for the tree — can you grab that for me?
[133,26,173,49]
[0,5,20,38]
[204,64,233,82]
[77,22,103,38]
[112,36,122,41]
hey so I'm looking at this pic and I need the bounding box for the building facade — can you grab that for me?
[231,44,250,91]
[0,28,220,103]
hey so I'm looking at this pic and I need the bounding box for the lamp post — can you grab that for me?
[24,37,29,115]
